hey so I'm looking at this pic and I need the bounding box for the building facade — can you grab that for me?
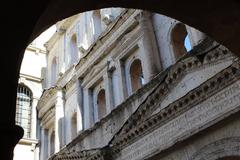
[37,8,240,160]
[14,45,47,160]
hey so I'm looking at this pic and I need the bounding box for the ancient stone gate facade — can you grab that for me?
[36,8,240,160]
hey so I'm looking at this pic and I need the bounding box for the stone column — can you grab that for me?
[54,90,65,153]
[47,129,52,157]
[77,80,83,132]
[31,97,38,139]
[83,88,94,129]
[116,60,128,101]
[137,11,162,82]
[103,71,114,114]
[40,128,46,160]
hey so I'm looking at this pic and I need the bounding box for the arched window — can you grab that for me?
[92,10,102,41]
[130,59,144,93]
[171,23,192,59]
[71,112,77,139]
[97,89,106,120]
[50,131,55,155]
[70,34,79,65]
[51,57,57,85]
[16,85,32,138]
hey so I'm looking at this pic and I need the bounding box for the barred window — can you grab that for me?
[16,85,32,138]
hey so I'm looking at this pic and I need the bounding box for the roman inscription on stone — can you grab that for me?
[116,80,240,160]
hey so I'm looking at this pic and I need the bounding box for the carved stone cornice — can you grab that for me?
[56,64,76,88]
[65,74,78,91]
[110,60,240,153]
[37,86,62,118]
[41,107,55,128]
[37,87,57,108]
[49,148,101,160]
[109,44,234,144]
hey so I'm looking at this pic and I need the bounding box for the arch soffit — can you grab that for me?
[190,137,240,160]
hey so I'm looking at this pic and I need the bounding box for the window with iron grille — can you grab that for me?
[16,85,32,138]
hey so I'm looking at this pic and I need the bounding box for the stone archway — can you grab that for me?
[190,137,240,160]
[218,156,240,160]
[4,1,240,159]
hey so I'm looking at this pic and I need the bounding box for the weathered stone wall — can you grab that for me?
[38,8,226,160]
[48,39,240,160]
[150,115,240,160]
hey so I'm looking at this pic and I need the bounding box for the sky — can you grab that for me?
[184,34,192,52]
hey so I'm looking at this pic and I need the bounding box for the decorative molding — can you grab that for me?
[48,39,239,160]
[37,86,62,118]
[65,75,78,91]
[49,148,101,160]
[110,44,235,147]
[110,60,240,154]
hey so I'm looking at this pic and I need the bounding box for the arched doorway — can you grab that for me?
[5,1,240,160]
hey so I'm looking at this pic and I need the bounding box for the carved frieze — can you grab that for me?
[110,61,240,160]
[49,148,102,160]
[112,44,235,140]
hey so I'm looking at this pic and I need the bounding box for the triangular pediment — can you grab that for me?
[109,43,236,148]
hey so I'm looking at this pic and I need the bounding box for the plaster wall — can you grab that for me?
[14,143,39,160]
[20,49,46,79]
